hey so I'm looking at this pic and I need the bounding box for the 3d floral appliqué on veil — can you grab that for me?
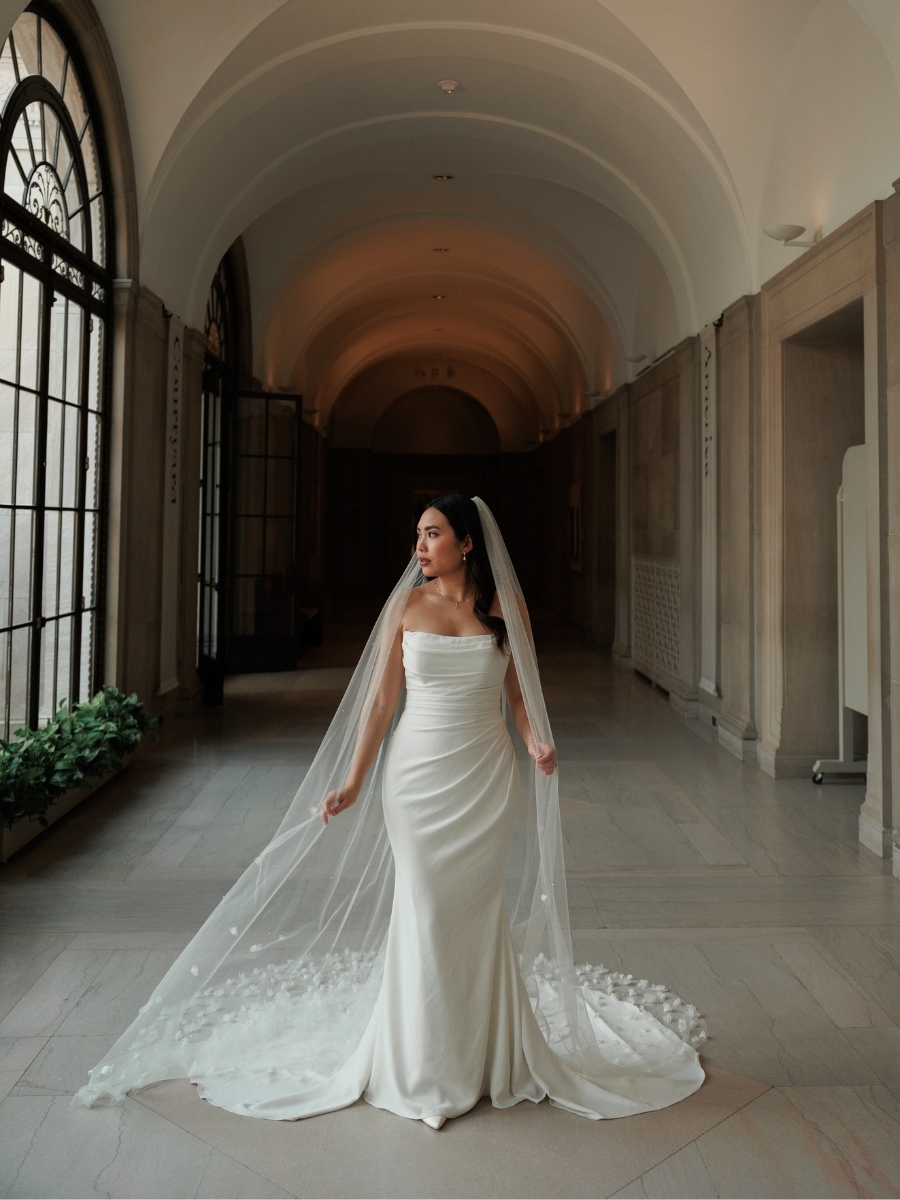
[73,498,706,1124]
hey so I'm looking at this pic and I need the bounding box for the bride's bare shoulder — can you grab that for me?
[395,583,430,622]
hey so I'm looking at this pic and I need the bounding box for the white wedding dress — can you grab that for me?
[188,630,704,1123]
[74,498,705,1120]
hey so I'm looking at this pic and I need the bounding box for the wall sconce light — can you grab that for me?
[763,224,822,248]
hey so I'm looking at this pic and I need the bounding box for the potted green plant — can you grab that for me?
[0,687,157,861]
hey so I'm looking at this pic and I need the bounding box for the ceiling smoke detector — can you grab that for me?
[438,79,460,94]
[431,174,454,181]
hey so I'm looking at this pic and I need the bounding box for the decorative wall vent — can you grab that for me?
[632,556,680,676]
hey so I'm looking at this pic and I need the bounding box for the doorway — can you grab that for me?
[780,299,865,764]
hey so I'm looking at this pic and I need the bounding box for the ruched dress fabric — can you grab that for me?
[193,630,704,1124]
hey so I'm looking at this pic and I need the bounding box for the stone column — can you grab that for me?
[103,279,138,691]
[670,337,700,717]
[120,287,169,715]
[716,297,758,759]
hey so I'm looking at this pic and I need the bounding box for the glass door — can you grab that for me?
[227,391,300,673]
[196,362,228,702]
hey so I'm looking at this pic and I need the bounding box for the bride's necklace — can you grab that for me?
[434,579,473,609]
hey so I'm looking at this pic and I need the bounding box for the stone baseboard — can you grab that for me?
[669,691,699,719]
[718,723,758,762]
[859,809,894,858]
[611,646,634,671]
[757,744,821,779]
[1,765,127,863]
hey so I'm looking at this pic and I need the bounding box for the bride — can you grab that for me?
[73,496,705,1127]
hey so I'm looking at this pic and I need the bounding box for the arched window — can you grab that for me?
[0,4,112,736]
[204,259,233,369]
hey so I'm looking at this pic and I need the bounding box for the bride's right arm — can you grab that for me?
[321,626,405,824]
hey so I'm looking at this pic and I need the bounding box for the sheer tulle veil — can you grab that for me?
[73,498,704,1110]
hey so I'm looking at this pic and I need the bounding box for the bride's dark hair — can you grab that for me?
[426,494,508,651]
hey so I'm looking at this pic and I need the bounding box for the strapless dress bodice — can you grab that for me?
[402,630,508,720]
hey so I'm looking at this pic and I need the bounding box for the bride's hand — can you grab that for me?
[529,742,557,776]
[321,783,360,825]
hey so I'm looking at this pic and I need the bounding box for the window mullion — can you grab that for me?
[70,306,90,702]
[27,281,51,728]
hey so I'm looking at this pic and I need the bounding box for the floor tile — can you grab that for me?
[0,1037,48,1074]
[811,927,900,1024]
[128,764,254,876]
[694,1085,900,1198]
[844,1028,900,1101]
[584,874,900,929]
[0,950,112,1037]
[15,1034,115,1095]
[0,1094,219,1199]
[0,934,73,1022]
[610,1142,719,1198]
[196,1149,293,1199]
[676,821,748,866]
[773,941,894,1027]
[562,804,709,871]
[67,931,193,950]
[135,1066,766,1200]
[692,804,869,878]
[56,949,182,1036]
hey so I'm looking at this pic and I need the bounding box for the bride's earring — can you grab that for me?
[463,552,467,561]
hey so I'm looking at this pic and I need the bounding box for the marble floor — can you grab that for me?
[1,624,900,1199]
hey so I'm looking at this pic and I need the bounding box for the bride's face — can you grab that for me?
[415,507,471,577]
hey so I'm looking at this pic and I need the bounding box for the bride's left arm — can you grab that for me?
[503,656,557,776]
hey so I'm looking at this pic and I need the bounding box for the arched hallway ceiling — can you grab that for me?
[2,0,897,420]
[253,200,622,423]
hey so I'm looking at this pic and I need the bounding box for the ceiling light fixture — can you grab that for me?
[438,80,460,94]
[432,294,446,299]
[624,354,647,364]
[432,174,454,181]
[432,247,450,252]
[763,224,822,248]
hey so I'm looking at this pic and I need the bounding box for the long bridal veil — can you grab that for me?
[73,498,705,1112]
